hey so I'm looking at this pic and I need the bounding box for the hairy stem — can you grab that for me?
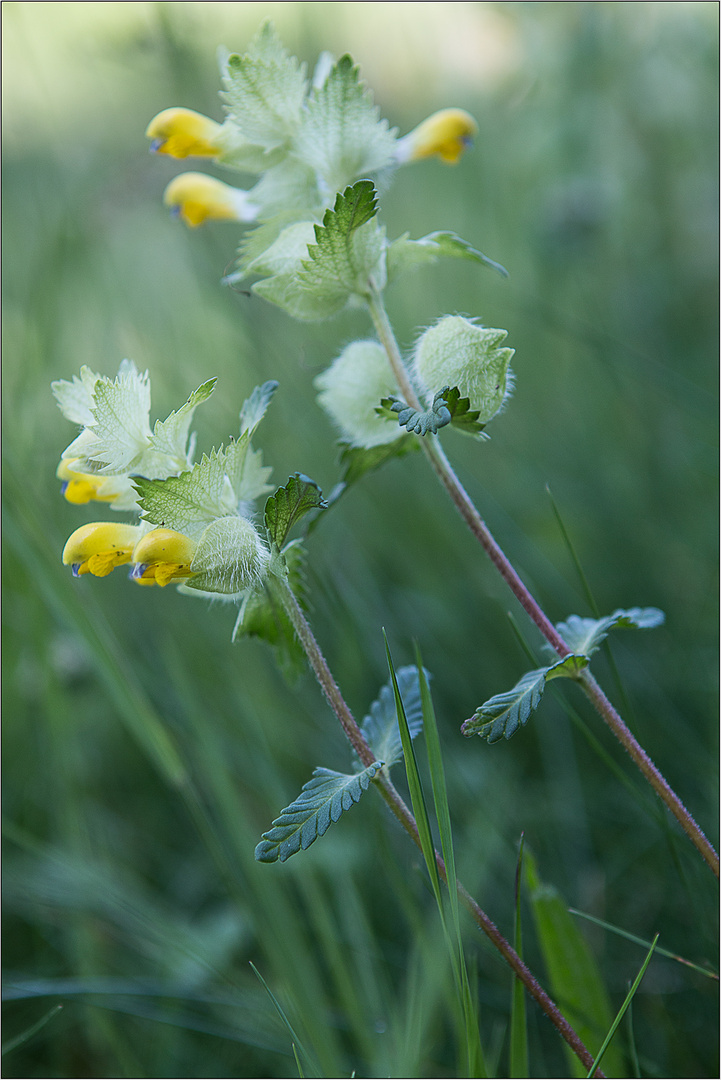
[273,571,605,1076]
[366,288,719,878]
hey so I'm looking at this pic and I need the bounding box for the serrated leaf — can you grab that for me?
[462,669,548,743]
[386,230,508,284]
[297,180,386,302]
[149,378,216,462]
[293,55,397,193]
[381,387,453,437]
[51,365,101,426]
[255,762,383,863]
[239,380,278,436]
[463,653,591,743]
[251,182,386,320]
[232,540,308,678]
[264,474,327,548]
[442,386,487,436]
[359,665,427,768]
[134,448,236,537]
[545,653,590,680]
[69,365,152,475]
[556,607,665,657]
[221,23,308,147]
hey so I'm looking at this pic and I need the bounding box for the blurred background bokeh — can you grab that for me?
[3,3,718,1077]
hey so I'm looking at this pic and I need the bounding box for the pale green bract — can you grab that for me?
[314,340,404,449]
[292,54,397,196]
[52,362,217,504]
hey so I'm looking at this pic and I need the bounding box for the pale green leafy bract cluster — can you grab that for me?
[53,362,277,597]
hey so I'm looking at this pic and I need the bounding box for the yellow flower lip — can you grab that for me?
[163,173,259,228]
[398,108,478,165]
[130,528,197,587]
[62,522,141,578]
[56,458,118,505]
[145,108,223,159]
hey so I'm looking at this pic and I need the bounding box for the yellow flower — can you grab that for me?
[131,529,197,587]
[56,458,119,505]
[396,109,478,165]
[145,108,223,159]
[163,173,259,228]
[62,522,142,578]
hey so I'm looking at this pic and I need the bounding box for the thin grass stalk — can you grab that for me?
[366,288,719,878]
[274,574,605,1077]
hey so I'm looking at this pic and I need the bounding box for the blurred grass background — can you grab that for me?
[2,2,718,1076]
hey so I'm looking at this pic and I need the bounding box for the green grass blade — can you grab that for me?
[2,1005,64,1057]
[509,836,529,1079]
[525,850,625,1078]
[383,633,442,910]
[585,935,658,1078]
[569,909,718,980]
[249,962,319,1079]
[414,644,486,1078]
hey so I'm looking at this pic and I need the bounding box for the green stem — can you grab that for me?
[273,572,605,1077]
[366,288,719,879]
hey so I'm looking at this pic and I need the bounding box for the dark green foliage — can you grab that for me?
[264,473,327,548]
[359,664,426,767]
[254,762,384,862]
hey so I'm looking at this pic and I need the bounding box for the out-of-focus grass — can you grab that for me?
[3,3,718,1077]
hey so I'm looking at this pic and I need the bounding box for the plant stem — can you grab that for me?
[366,288,719,878]
[273,572,605,1077]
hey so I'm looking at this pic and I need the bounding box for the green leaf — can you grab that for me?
[297,180,386,300]
[386,230,508,284]
[510,837,529,1080]
[134,448,237,537]
[524,851,625,1078]
[293,55,397,193]
[378,386,488,439]
[149,378,216,463]
[316,438,419,521]
[221,22,308,147]
[384,637,443,909]
[462,668,548,743]
[556,607,665,657]
[545,653,590,680]
[251,182,386,320]
[443,386,487,437]
[463,654,589,742]
[359,665,426,768]
[586,935,658,1079]
[264,474,327,548]
[254,762,383,863]
[232,540,308,678]
[239,379,278,436]
[380,387,453,437]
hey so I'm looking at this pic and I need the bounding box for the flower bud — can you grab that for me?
[145,108,224,158]
[413,316,514,424]
[185,516,269,595]
[395,109,478,165]
[314,341,403,449]
[163,173,259,228]
[62,522,142,578]
[131,528,198,587]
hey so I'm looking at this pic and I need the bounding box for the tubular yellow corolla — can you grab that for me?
[131,528,197,587]
[163,173,259,228]
[145,108,223,159]
[397,108,478,165]
[56,458,118,505]
[62,522,142,578]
